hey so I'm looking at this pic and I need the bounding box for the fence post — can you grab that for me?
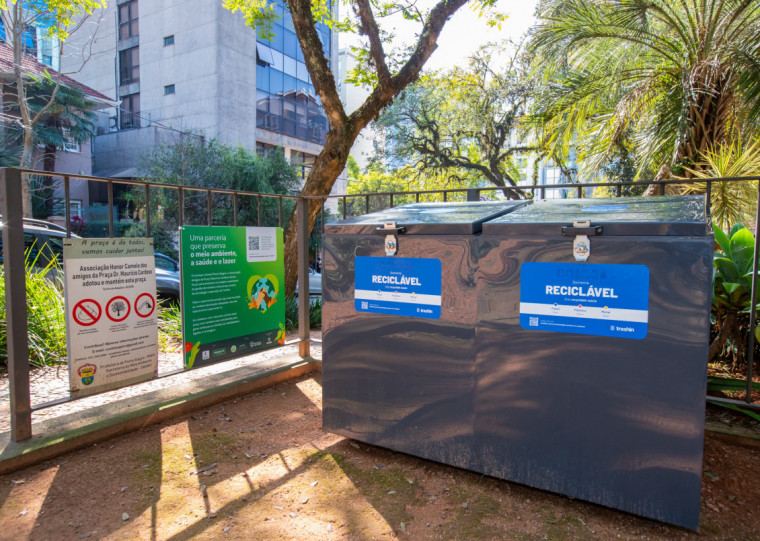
[747,180,760,402]
[207,190,212,226]
[64,175,71,237]
[467,189,480,202]
[1,169,32,441]
[107,180,114,237]
[145,184,152,236]
[297,197,310,358]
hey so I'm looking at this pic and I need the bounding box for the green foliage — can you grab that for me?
[339,162,484,217]
[284,294,322,331]
[528,0,760,180]
[157,303,183,353]
[712,223,757,313]
[710,222,760,369]
[707,375,760,393]
[0,249,67,368]
[2,0,106,41]
[680,140,760,231]
[375,42,533,194]
[120,137,301,251]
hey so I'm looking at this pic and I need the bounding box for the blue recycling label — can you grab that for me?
[581,204,629,212]
[355,256,441,319]
[520,262,649,339]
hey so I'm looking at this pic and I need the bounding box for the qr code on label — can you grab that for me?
[361,301,368,309]
[529,317,539,327]
[248,236,260,251]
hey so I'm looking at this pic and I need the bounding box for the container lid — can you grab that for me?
[482,195,709,236]
[325,200,530,235]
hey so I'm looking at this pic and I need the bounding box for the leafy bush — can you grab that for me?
[284,294,322,331]
[0,255,67,368]
[710,222,759,369]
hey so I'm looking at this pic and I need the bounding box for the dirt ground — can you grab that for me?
[0,373,759,541]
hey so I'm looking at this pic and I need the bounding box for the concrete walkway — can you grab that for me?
[0,345,321,475]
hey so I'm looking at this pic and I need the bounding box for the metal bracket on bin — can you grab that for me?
[376,222,406,256]
[562,221,602,261]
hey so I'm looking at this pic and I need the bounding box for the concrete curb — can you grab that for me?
[0,356,322,475]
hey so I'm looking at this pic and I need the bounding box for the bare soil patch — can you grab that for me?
[0,374,758,540]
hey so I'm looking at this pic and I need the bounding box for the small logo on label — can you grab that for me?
[78,363,97,386]
[202,350,210,360]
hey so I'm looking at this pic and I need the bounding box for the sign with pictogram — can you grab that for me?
[72,299,101,326]
[135,293,155,318]
[64,237,159,397]
[106,295,131,322]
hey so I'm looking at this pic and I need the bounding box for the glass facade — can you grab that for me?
[256,0,330,144]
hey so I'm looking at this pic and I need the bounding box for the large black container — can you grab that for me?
[322,196,712,530]
[475,195,712,529]
[322,200,528,464]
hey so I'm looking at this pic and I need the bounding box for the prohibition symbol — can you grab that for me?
[135,292,156,318]
[106,296,130,322]
[72,299,101,326]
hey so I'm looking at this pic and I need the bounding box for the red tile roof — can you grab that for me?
[0,41,114,103]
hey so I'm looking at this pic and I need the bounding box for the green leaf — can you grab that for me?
[715,258,742,283]
[707,400,760,423]
[729,228,756,275]
[713,224,730,256]
[707,376,760,392]
[722,282,744,296]
[729,223,747,239]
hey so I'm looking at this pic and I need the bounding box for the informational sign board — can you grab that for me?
[354,256,442,319]
[519,262,649,339]
[180,226,285,369]
[64,238,158,395]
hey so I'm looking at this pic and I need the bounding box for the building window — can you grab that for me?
[62,129,81,153]
[118,0,139,40]
[119,46,139,85]
[164,84,175,95]
[120,93,140,130]
[163,35,174,46]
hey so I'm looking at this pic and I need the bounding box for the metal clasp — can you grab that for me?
[572,220,591,261]
[378,222,404,256]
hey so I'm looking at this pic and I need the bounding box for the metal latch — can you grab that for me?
[375,222,406,256]
[562,220,603,261]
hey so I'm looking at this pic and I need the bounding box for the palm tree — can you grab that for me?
[528,0,760,181]
[4,78,96,216]
[27,78,96,173]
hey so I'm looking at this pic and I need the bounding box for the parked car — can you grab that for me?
[154,252,181,302]
[295,267,322,296]
[0,217,69,268]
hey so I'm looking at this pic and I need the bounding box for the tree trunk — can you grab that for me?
[708,310,737,363]
[283,129,354,295]
[20,126,35,217]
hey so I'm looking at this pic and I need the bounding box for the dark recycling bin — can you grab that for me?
[322,195,712,530]
[475,195,712,529]
[322,200,528,466]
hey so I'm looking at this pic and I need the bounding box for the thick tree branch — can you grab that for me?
[287,0,347,130]
[349,0,469,133]
[353,0,392,89]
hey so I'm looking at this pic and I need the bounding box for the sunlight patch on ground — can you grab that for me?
[296,377,323,411]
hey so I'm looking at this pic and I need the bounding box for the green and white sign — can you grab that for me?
[63,237,158,396]
[180,226,285,369]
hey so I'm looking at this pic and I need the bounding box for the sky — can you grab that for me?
[340,0,540,72]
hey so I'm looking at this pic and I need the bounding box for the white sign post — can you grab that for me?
[64,238,158,396]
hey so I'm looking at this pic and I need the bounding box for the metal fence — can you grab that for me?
[2,168,759,444]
